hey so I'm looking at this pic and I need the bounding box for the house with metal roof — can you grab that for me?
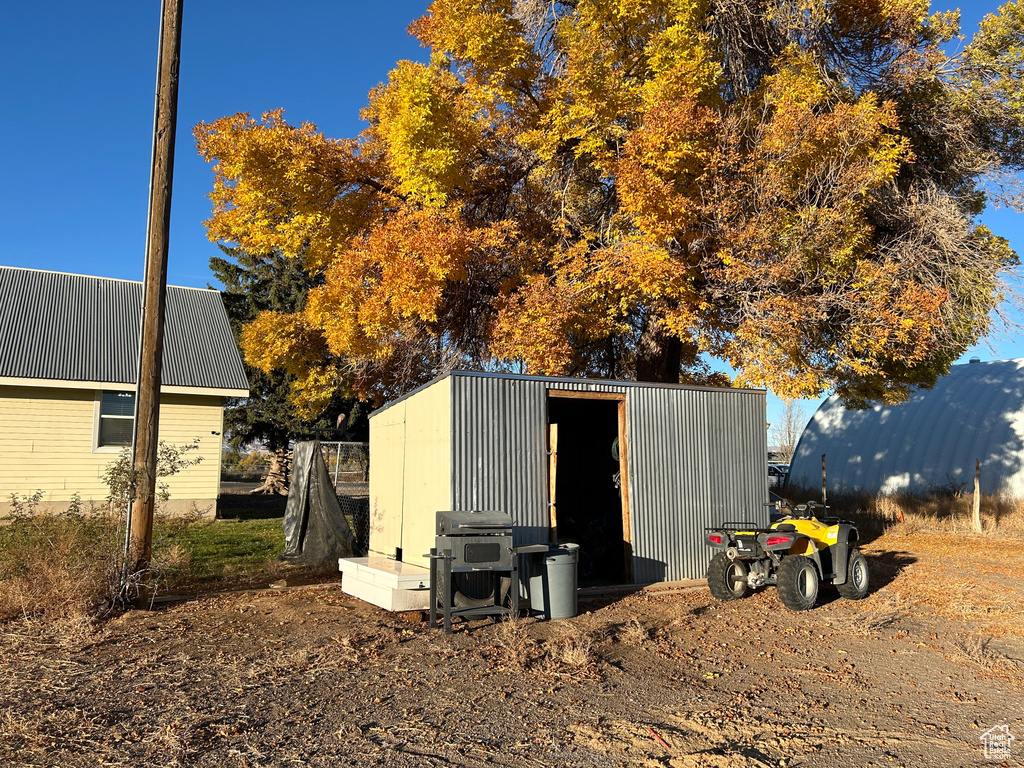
[789,358,1024,497]
[340,371,769,610]
[0,266,249,516]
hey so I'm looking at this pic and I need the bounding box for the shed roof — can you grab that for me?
[0,266,249,395]
[371,369,764,417]
[789,359,1024,496]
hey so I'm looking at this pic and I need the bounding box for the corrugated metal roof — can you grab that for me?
[372,369,765,417]
[0,266,249,393]
[790,359,1024,496]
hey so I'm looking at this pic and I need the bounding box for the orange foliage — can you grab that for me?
[196,0,1018,407]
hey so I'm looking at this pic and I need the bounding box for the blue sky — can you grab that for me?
[1,1,1020,427]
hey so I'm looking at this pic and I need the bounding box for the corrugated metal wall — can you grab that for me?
[450,375,551,545]
[626,385,767,581]
[448,373,767,582]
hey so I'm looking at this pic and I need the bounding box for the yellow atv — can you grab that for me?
[704,501,869,611]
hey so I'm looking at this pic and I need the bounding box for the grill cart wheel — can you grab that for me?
[837,549,870,600]
[777,555,819,611]
[706,552,749,601]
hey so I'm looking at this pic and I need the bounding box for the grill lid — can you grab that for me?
[436,509,513,536]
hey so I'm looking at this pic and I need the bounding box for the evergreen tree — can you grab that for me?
[211,247,365,494]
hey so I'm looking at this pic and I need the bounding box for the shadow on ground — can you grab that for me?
[217,492,287,520]
[864,550,916,590]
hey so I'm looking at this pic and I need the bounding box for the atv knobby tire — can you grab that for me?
[777,555,819,611]
[707,552,749,601]
[837,549,870,600]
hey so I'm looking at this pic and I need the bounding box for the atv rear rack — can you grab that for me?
[707,522,773,533]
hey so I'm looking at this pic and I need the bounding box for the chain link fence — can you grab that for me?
[318,442,368,489]
[319,441,370,553]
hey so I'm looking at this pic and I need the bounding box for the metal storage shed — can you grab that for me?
[789,358,1024,497]
[365,371,769,585]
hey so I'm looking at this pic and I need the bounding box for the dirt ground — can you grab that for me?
[2,530,1023,768]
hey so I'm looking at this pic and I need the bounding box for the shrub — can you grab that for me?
[2,440,210,624]
[0,494,120,624]
[220,449,271,482]
[102,439,203,510]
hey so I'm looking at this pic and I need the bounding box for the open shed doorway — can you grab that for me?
[547,392,632,586]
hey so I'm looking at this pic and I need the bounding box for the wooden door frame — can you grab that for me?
[546,389,634,583]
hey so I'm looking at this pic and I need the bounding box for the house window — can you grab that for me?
[98,391,136,448]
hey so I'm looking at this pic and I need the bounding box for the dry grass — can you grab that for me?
[153,543,193,585]
[494,614,542,670]
[782,481,1024,639]
[619,617,650,645]
[828,589,912,637]
[0,500,121,627]
[488,616,600,677]
[880,534,1024,636]
[782,483,1024,538]
[954,634,999,665]
[951,633,1023,676]
[553,625,596,671]
[0,495,296,631]
[3,530,1024,768]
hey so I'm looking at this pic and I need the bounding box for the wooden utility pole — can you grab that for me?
[125,0,184,601]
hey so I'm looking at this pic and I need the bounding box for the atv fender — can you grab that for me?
[830,524,858,586]
[787,538,823,579]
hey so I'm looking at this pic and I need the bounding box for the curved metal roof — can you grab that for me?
[0,266,249,394]
[789,359,1024,496]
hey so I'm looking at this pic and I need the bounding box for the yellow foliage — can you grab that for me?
[195,0,1017,407]
[411,0,539,101]
[363,60,486,206]
[240,311,327,376]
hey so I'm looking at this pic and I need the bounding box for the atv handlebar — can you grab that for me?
[765,499,830,519]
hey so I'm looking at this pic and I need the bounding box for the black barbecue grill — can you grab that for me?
[436,509,515,568]
[428,510,524,632]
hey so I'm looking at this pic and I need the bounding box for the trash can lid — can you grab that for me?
[543,542,579,562]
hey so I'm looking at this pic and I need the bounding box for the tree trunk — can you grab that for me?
[635,315,683,383]
[251,445,291,495]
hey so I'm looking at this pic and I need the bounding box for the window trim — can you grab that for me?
[92,390,136,453]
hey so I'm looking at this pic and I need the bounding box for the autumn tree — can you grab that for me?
[196,0,1023,410]
[770,400,808,464]
[211,247,363,494]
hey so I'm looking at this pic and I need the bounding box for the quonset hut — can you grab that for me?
[789,359,1024,497]
[340,371,769,609]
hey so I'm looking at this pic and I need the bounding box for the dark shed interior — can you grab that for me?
[548,396,626,586]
